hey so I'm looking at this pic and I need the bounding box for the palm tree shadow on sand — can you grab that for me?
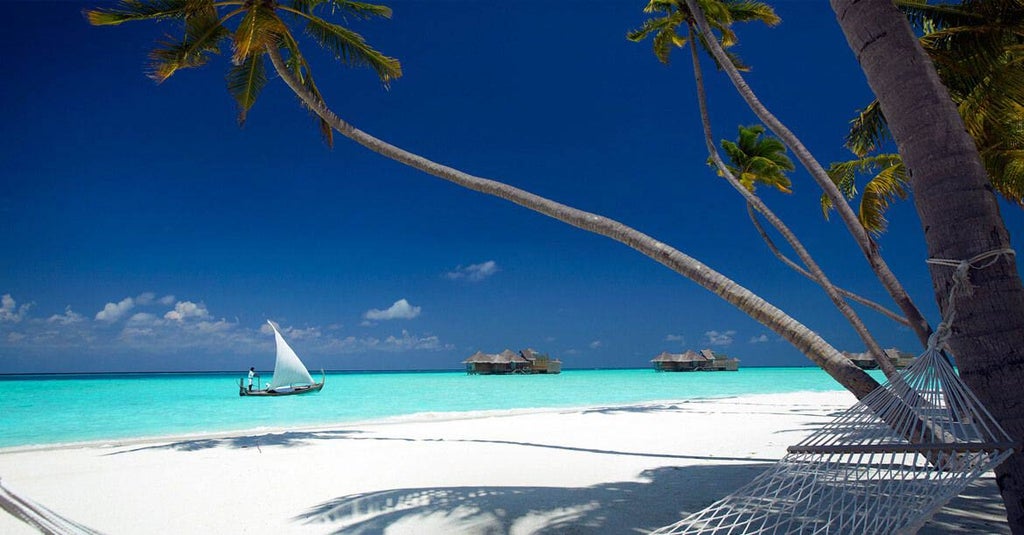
[296,464,769,534]
[295,465,1008,535]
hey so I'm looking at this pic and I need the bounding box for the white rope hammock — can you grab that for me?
[652,249,1019,535]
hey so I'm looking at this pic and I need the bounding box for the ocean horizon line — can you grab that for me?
[0,364,825,378]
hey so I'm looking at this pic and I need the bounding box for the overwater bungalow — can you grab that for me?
[843,348,915,370]
[651,349,739,372]
[463,348,562,375]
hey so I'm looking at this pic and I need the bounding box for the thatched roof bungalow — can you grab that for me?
[463,348,561,375]
[651,349,739,372]
[843,348,915,370]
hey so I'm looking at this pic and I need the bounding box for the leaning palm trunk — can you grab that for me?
[264,45,881,399]
[686,23,898,380]
[683,0,933,350]
[745,204,910,328]
[832,0,1024,531]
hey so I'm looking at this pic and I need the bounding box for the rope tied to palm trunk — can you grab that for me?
[925,248,1016,352]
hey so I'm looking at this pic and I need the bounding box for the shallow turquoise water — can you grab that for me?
[0,368,874,449]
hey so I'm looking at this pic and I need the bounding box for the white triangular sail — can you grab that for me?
[266,320,316,390]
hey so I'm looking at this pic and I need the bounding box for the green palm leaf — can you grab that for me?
[148,8,234,81]
[85,0,192,26]
[226,51,267,124]
[859,161,910,234]
[291,0,392,20]
[628,0,778,69]
[287,9,400,84]
[233,5,286,64]
[715,125,794,193]
[823,154,907,235]
[88,0,401,143]
[845,0,1024,210]
[280,33,335,147]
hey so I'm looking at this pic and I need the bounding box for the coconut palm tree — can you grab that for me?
[831,0,1024,529]
[86,0,883,397]
[631,0,906,377]
[85,0,401,148]
[678,0,935,351]
[716,124,795,194]
[626,0,778,70]
[844,0,1024,208]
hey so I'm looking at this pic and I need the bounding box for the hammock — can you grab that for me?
[653,249,1019,534]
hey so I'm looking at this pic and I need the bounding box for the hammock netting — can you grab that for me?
[652,346,1017,534]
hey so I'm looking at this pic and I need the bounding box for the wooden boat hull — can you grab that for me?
[239,372,325,397]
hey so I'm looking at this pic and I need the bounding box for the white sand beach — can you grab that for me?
[0,391,1009,534]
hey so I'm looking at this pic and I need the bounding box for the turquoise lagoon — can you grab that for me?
[0,367,875,450]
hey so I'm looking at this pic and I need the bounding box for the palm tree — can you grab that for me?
[627,0,778,70]
[682,0,935,353]
[631,0,904,378]
[845,0,1024,208]
[86,0,401,147]
[716,124,795,194]
[831,0,1024,529]
[86,1,882,397]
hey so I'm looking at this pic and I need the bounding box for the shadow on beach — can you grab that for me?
[297,464,771,534]
[294,466,1009,535]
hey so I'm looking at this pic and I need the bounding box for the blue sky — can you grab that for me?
[2,1,1021,373]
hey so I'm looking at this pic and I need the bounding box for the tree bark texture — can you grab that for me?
[831,0,1024,531]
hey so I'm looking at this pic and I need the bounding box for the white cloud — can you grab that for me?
[128,312,158,324]
[135,292,156,306]
[382,330,449,351]
[0,294,31,323]
[665,334,685,344]
[48,306,84,325]
[589,340,603,349]
[158,295,176,305]
[749,334,769,344]
[704,330,736,347]
[364,299,421,321]
[164,301,210,322]
[446,260,499,282]
[95,297,135,322]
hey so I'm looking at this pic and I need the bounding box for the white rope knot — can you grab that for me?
[924,248,1015,350]
[927,321,953,352]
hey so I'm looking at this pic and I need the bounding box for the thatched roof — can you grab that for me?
[843,348,913,362]
[462,349,530,364]
[651,350,707,363]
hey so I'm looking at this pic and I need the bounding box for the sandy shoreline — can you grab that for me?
[0,391,1009,534]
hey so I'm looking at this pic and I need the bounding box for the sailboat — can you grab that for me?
[239,320,325,397]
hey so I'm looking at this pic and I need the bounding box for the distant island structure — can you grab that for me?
[842,348,916,370]
[463,348,562,375]
[651,349,739,372]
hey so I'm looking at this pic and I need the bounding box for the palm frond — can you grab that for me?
[896,0,985,31]
[85,0,192,25]
[233,5,287,64]
[725,1,780,27]
[845,101,889,157]
[292,10,401,85]
[859,161,910,235]
[279,34,335,147]
[148,9,233,82]
[226,51,267,125]
[822,154,906,233]
[291,0,392,20]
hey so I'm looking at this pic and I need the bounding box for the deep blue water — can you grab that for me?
[0,367,870,449]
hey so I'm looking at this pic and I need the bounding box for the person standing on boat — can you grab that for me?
[247,367,259,392]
